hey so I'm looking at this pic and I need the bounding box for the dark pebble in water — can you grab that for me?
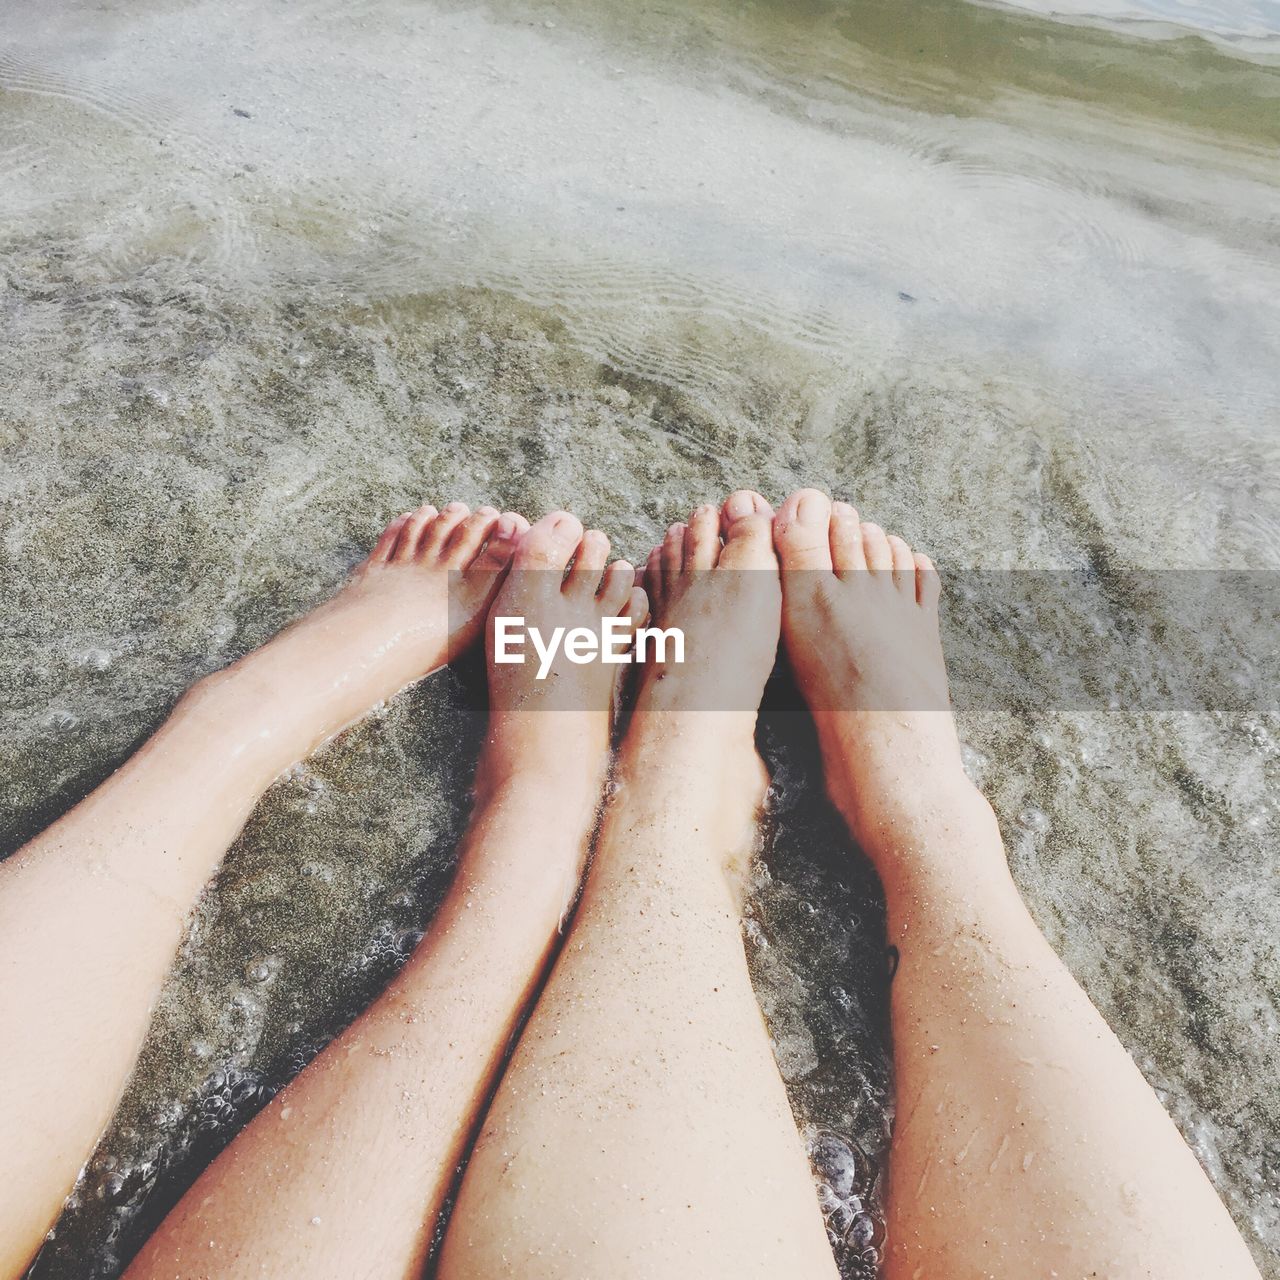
[810,1132,863,1198]
[898,290,917,302]
[848,1211,877,1248]
[232,107,252,118]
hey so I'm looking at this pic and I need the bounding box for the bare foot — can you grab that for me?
[475,511,647,796]
[619,491,781,885]
[185,502,528,775]
[773,489,993,876]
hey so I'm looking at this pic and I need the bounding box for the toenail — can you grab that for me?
[495,514,518,538]
[724,492,754,520]
[797,491,828,522]
[548,513,579,535]
[833,501,856,518]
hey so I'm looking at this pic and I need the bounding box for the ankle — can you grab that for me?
[845,779,1007,893]
[621,705,759,771]
[613,713,769,880]
[472,719,611,807]
[814,708,969,818]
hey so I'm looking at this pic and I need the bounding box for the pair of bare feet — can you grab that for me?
[266,487,984,898]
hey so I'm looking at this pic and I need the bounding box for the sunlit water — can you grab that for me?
[2,0,1278,1275]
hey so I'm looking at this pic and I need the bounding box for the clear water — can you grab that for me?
[2,0,1277,1275]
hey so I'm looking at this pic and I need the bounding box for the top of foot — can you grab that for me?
[483,510,648,714]
[199,502,529,773]
[621,490,783,884]
[772,489,947,716]
[357,501,532,662]
[772,489,984,861]
[636,490,782,715]
[475,511,647,789]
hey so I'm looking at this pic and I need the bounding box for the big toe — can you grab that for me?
[513,510,585,572]
[718,491,777,570]
[774,488,833,571]
[720,488,773,534]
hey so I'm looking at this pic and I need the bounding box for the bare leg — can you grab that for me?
[0,502,526,1279]
[126,513,646,1279]
[773,488,1262,1280]
[439,493,839,1280]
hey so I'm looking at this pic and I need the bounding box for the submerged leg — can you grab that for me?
[439,493,839,1280]
[773,488,1262,1280]
[125,512,646,1279]
[0,503,524,1279]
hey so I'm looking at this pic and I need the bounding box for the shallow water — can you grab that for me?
[2,0,1278,1274]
